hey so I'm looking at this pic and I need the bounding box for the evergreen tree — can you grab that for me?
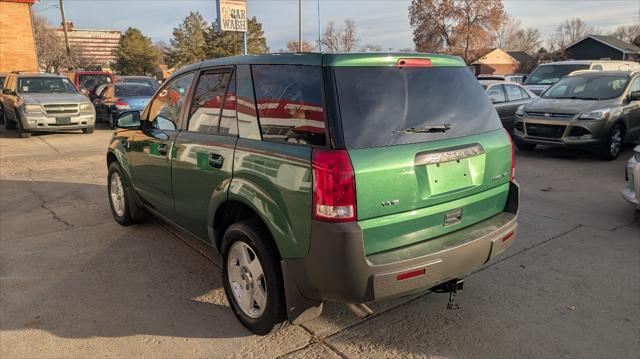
[113,28,160,75]
[166,11,208,67]
[205,17,269,58]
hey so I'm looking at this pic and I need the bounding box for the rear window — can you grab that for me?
[252,65,326,146]
[115,84,155,97]
[334,66,501,149]
[523,64,589,85]
[79,74,112,90]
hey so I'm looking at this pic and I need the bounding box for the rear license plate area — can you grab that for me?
[426,159,474,195]
[56,117,71,125]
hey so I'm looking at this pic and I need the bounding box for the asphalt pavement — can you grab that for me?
[0,125,638,358]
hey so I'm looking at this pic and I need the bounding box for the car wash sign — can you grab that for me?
[216,0,247,32]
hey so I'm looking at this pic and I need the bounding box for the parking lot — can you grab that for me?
[0,125,638,358]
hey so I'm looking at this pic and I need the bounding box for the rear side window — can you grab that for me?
[188,71,231,133]
[334,66,501,149]
[487,85,506,103]
[252,65,326,146]
[504,84,524,101]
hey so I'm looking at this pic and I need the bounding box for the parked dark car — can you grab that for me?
[0,73,6,122]
[116,76,159,90]
[93,83,154,128]
[480,80,537,133]
[513,70,640,160]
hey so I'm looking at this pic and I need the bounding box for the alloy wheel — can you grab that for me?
[227,241,267,318]
[109,172,126,217]
[610,127,622,157]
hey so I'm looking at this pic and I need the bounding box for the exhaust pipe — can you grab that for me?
[346,303,374,318]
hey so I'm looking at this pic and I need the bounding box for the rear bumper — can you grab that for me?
[283,181,519,306]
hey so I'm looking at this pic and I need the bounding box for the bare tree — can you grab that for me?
[547,18,592,51]
[32,15,68,72]
[286,40,316,52]
[409,0,505,62]
[494,15,541,52]
[360,44,384,52]
[610,24,640,44]
[322,19,359,52]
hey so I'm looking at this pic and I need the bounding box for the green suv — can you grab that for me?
[106,53,519,335]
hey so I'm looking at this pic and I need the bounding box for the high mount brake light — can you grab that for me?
[312,149,357,222]
[396,58,432,68]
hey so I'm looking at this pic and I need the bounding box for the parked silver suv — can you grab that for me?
[1,72,95,138]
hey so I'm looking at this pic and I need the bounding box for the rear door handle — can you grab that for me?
[208,153,224,168]
[158,143,168,156]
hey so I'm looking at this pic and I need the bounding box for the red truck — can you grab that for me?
[64,71,115,99]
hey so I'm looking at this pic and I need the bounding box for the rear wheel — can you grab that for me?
[221,219,288,335]
[600,124,623,161]
[15,111,31,138]
[514,139,536,151]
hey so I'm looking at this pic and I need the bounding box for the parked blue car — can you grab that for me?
[93,83,155,128]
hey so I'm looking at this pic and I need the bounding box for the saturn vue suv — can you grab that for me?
[1,72,95,138]
[513,70,640,160]
[105,53,519,335]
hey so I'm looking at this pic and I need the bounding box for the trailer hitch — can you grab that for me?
[432,279,464,310]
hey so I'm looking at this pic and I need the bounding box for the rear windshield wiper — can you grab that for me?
[394,124,451,134]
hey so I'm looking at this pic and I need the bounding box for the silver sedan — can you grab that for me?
[621,145,640,210]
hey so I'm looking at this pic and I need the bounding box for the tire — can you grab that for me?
[600,124,623,161]
[82,126,95,134]
[15,111,31,138]
[4,109,16,130]
[515,138,536,151]
[221,219,288,335]
[109,112,115,129]
[107,161,147,226]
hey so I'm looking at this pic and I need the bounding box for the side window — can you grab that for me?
[219,72,238,135]
[236,65,261,140]
[519,87,530,99]
[147,72,195,130]
[187,71,231,134]
[252,65,326,146]
[487,85,506,103]
[505,84,524,101]
[628,77,640,93]
[592,65,603,71]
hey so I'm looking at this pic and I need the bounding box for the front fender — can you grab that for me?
[107,130,136,189]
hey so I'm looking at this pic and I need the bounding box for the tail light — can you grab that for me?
[115,100,131,110]
[505,129,515,180]
[312,149,357,222]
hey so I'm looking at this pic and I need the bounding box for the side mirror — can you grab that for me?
[629,90,640,102]
[116,111,142,129]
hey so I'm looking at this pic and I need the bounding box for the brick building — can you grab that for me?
[0,0,38,73]
[56,22,121,70]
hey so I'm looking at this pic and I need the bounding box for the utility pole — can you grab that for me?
[298,0,302,52]
[317,0,322,52]
[59,0,72,65]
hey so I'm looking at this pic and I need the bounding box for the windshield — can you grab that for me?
[524,64,589,85]
[115,84,155,97]
[543,75,629,100]
[18,77,77,93]
[79,74,112,90]
[334,66,501,149]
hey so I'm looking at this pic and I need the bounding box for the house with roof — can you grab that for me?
[564,34,640,62]
[471,48,536,75]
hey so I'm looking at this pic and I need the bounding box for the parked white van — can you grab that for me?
[523,60,640,95]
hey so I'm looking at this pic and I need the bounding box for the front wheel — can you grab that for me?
[82,126,95,134]
[221,219,288,335]
[108,161,147,226]
[600,124,623,161]
[16,111,31,138]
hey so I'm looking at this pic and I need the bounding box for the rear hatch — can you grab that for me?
[328,56,512,255]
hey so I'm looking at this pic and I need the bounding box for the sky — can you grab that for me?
[33,0,640,51]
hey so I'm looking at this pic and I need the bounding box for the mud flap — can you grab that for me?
[281,261,323,324]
